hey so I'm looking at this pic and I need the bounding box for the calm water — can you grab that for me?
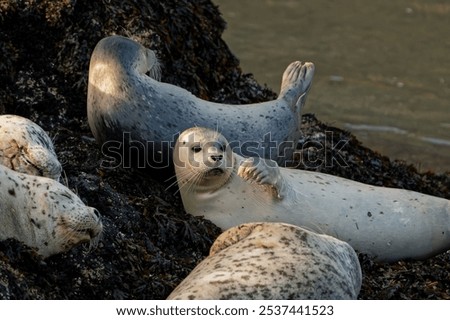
[214,0,450,173]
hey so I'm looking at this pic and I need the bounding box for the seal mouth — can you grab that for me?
[207,168,225,176]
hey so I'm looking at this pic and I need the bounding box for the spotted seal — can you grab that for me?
[87,35,314,168]
[174,127,450,262]
[0,114,62,180]
[0,164,103,258]
[167,222,362,299]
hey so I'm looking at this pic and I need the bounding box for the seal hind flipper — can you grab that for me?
[278,61,314,111]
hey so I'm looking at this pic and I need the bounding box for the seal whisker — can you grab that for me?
[87,223,103,252]
[164,173,181,191]
[49,131,59,146]
[183,175,202,195]
[183,172,204,195]
[172,171,201,196]
[170,169,196,189]
[164,174,178,184]
[61,169,69,187]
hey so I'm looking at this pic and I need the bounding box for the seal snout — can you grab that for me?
[205,141,226,168]
[89,208,103,238]
[207,152,225,176]
[209,154,223,162]
[83,208,103,251]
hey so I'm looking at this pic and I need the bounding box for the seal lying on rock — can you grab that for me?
[87,35,314,168]
[0,164,103,258]
[174,127,450,262]
[0,114,62,180]
[167,222,362,299]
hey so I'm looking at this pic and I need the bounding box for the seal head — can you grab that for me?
[0,114,62,180]
[0,164,103,257]
[174,127,234,193]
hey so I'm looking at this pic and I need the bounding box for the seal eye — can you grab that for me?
[192,146,202,153]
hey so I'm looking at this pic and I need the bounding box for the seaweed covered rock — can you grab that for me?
[295,114,449,198]
[0,0,449,299]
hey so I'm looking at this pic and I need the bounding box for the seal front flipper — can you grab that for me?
[237,157,286,199]
[278,61,315,112]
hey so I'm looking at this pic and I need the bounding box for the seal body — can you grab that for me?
[0,164,103,257]
[0,114,62,180]
[87,35,314,168]
[167,222,362,299]
[174,127,450,262]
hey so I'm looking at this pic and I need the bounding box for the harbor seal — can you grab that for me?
[0,164,103,258]
[0,114,62,180]
[87,35,314,168]
[167,222,362,299]
[174,127,450,262]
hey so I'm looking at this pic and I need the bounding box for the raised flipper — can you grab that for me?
[237,157,286,199]
[278,61,315,112]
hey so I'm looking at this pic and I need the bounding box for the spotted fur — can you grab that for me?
[0,115,62,180]
[0,164,102,257]
[168,222,362,300]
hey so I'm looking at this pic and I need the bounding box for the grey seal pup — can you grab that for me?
[167,222,362,300]
[0,164,103,258]
[0,114,62,180]
[174,127,450,262]
[87,35,314,168]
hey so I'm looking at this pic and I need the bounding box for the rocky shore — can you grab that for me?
[0,0,449,299]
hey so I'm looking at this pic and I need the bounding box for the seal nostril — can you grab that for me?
[211,155,223,162]
[93,208,101,219]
